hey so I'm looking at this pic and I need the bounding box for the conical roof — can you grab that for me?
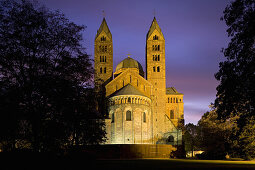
[146,17,164,40]
[95,18,112,39]
[109,84,146,97]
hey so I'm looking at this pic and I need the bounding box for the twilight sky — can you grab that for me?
[38,0,231,125]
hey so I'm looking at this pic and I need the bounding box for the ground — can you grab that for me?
[93,159,255,170]
[2,152,255,170]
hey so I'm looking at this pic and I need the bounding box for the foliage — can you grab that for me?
[184,123,200,157]
[214,0,255,159]
[197,109,238,159]
[0,0,105,152]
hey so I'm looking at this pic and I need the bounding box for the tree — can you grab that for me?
[214,0,255,159]
[197,109,237,159]
[0,0,105,152]
[184,123,199,158]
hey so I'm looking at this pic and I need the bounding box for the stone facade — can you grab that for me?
[94,17,184,145]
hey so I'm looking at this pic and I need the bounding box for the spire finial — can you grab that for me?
[102,10,106,18]
[153,9,156,18]
[127,53,131,58]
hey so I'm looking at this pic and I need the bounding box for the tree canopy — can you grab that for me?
[0,0,105,152]
[214,0,255,159]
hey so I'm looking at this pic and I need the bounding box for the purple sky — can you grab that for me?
[38,0,231,125]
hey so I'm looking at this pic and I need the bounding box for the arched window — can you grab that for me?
[101,36,106,41]
[167,135,174,144]
[128,97,131,103]
[126,111,131,121]
[153,66,156,72]
[170,110,174,119]
[153,35,159,40]
[157,66,160,72]
[143,112,146,123]
[104,67,106,73]
[158,55,160,61]
[111,113,114,123]
[100,67,102,74]
[168,98,170,103]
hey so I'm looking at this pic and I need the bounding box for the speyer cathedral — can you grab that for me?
[94,17,184,145]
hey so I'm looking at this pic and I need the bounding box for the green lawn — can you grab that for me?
[92,159,255,170]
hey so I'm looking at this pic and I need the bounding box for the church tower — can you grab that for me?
[146,17,166,142]
[94,18,113,87]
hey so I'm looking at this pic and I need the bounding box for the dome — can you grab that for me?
[115,56,144,76]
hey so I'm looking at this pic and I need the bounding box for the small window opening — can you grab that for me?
[143,112,146,123]
[126,111,132,121]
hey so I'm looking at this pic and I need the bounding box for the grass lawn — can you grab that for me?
[92,159,255,170]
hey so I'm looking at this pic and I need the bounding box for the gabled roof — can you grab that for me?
[146,17,164,40]
[95,18,112,39]
[166,87,183,95]
[109,84,146,98]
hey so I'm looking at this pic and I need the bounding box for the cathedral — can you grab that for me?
[94,17,184,145]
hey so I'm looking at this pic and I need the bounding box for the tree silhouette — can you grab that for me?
[215,0,255,159]
[0,0,105,152]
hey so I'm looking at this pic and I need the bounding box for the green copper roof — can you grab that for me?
[115,56,144,75]
[95,18,112,39]
[109,84,146,97]
[146,17,164,40]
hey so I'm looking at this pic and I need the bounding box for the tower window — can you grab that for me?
[153,66,156,72]
[158,55,160,61]
[101,36,106,41]
[111,113,114,123]
[153,45,160,51]
[100,67,102,74]
[168,98,169,103]
[153,35,159,40]
[126,111,132,121]
[104,46,107,52]
[170,110,174,119]
[128,97,131,103]
[157,66,160,72]
[104,67,106,73]
[143,112,146,123]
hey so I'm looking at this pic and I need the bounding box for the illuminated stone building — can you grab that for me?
[94,17,184,145]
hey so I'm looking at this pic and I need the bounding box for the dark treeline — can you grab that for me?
[0,0,106,154]
[185,0,255,160]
